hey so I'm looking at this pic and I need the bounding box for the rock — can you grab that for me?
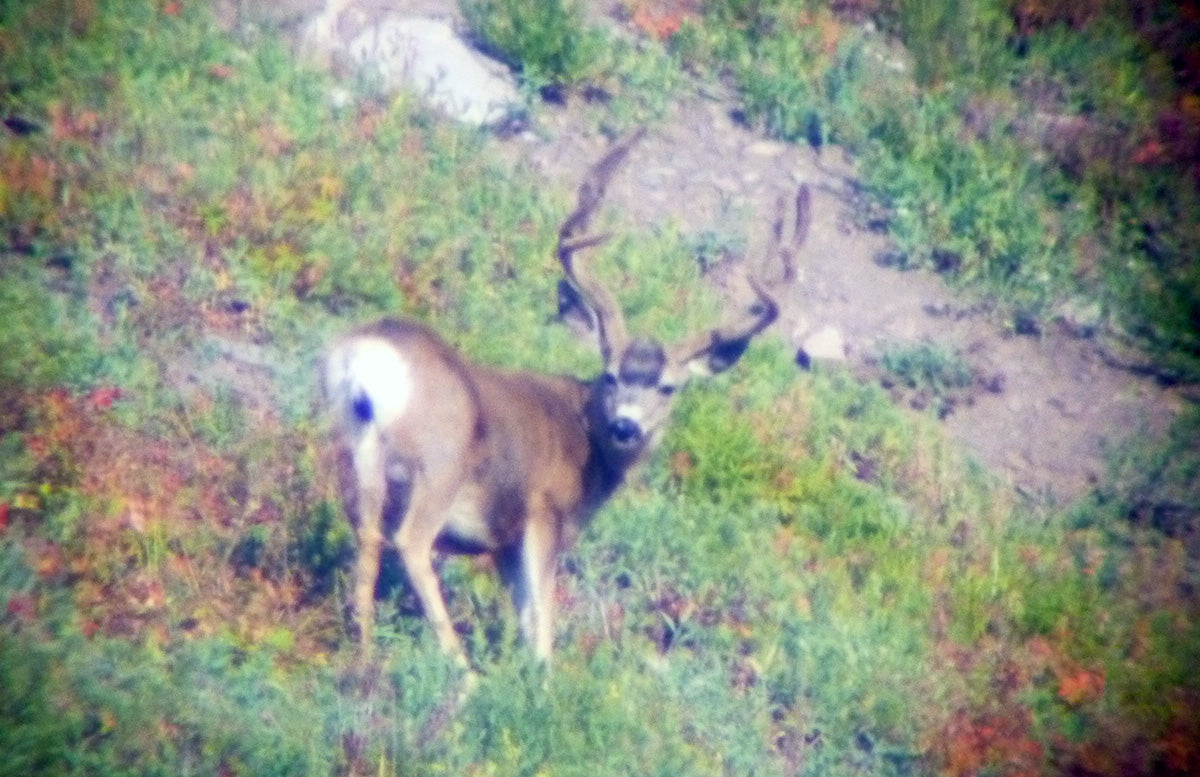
[300,11,521,127]
[296,0,352,67]
[1054,298,1103,339]
[351,18,520,126]
[795,325,847,369]
[747,140,786,157]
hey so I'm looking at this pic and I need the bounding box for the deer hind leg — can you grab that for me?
[393,472,470,667]
[349,431,387,661]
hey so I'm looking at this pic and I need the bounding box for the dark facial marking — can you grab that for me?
[705,337,750,374]
[618,339,666,387]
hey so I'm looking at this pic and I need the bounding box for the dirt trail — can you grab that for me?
[221,0,1182,503]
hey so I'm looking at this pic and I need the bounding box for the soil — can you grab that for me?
[218,0,1184,504]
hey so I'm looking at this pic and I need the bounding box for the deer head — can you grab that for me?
[556,129,781,465]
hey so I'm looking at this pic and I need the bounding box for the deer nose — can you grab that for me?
[609,417,643,446]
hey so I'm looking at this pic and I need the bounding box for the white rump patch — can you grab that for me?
[327,337,414,428]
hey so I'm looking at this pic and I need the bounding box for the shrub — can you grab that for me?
[461,0,605,94]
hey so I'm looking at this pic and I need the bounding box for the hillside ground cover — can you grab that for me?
[1,1,1198,775]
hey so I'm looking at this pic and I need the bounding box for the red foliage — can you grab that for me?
[1131,139,1166,165]
[49,103,101,142]
[87,386,123,411]
[934,709,1043,777]
[1163,705,1200,775]
[1010,0,1102,35]
[6,593,37,621]
[1,151,57,201]
[627,0,700,41]
[1057,667,1105,706]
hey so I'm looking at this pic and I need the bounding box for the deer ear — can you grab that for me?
[682,335,754,378]
[556,278,602,347]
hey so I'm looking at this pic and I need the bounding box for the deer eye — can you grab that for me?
[658,384,676,396]
[602,373,619,390]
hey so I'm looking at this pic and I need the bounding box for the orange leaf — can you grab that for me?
[87,386,122,410]
[1058,667,1105,705]
[3,153,57,199]
[628,0,699,41]
[632,8,684,39]
[813,15,842,56]
[1131,139,1164,165]
[669,450,695,480]
[49,104,99,141]
[34,543,65,578]
[7,593,36,620]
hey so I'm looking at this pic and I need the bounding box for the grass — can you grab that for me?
[461,0,605,97]
[462,0,688,128]
[0,1,1197,776]
[877,341,976,417]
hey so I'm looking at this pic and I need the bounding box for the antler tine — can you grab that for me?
[668,276,779,374]
[669,183,812,372]
[760,184,811,283]
[780,184,811,282]
[557,129,647,361]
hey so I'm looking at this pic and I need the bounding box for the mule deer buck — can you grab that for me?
[325,131,809,665]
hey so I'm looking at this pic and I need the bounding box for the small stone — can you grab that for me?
[747,140,786,157]
[1055,299,1103,338]
[796,325,847,367]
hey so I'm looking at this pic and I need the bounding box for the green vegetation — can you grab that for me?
[878,341,975,417]
[462,0,604,95]
[1,1,1197,776]
[462,0,686,125]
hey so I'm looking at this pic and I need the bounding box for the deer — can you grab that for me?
[324,130,810,666]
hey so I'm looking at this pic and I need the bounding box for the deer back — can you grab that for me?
[326,317,599,552]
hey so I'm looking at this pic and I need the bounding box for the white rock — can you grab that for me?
[298,9,522,127]
[296,0,352,67]
[347,18,521,126]
[799,325,847,363]
[747,140,786,157]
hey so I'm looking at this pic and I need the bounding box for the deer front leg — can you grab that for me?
[501,503,561,662]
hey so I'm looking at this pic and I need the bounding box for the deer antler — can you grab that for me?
[667,275,779,375]
[768,185,810,283]
[557,129,646,363]
[669,184,811,373]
